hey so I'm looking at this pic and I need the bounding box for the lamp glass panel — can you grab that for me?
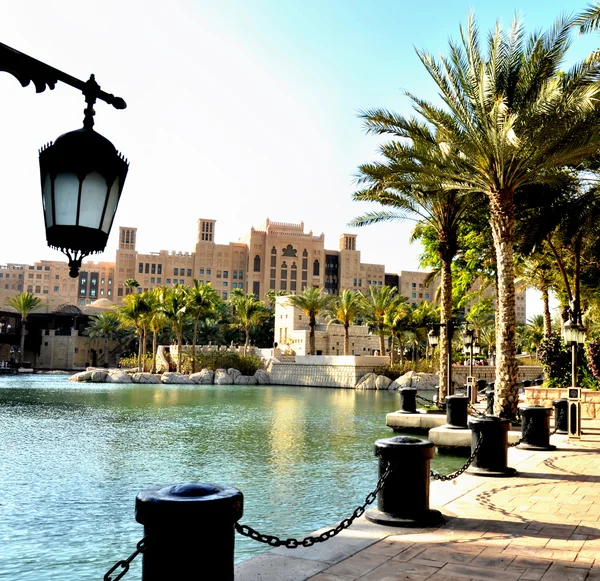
[463,330,473,345]
[473,344,480,355]
[101,178,120,234]
[79,172,108,229]
[42,173,53,228]
[54,172,80,225]
[427,331,439,347]
[577,327,587,345]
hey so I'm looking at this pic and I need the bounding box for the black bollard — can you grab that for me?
[533,378,544,386]
[467,416,516,477]
[518,406,556,451]
[366,436,443,527]
[136,483,243,581]
[445,395,469,429]
[485,389,495,416]
[552,399,568,434]
[398,387,417,413]
[476,378,487,393]
[522,380,532,388]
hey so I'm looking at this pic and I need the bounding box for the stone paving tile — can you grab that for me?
[431,562,522,580]
[357,561,440,580]
[322,551,390,578]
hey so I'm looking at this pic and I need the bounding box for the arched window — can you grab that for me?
[271,247,277,254]
[253,255,261,272]
[313,260,320,276]
[282,244,297,257]
[281,261,288,279]
[291,262,297,280]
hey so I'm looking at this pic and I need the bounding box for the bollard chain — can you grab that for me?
[417,394,434,405]
[467,403,484,417]
[431,432,483,481]
[104,537,146,581]
[235,462,391,549]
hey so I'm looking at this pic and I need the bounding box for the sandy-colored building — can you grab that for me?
[0,216,526,323]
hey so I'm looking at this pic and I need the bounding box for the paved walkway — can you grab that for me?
[236,420,600,581]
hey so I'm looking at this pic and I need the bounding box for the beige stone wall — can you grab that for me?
[397,270,438,308]
[270,362,387,388]
[37,330,119,369]
[525,387,600,419]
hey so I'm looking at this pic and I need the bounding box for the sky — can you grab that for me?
[0,0,597,318]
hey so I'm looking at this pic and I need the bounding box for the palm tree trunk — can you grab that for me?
[309,317,316,355]
[105,337,109,367]
[151,331,158,374]
[141,327,148,372]
[244,327,250,356]
[177,327,183,373]
[378,325,385,355]
[439,259,452,405]
[19,320,25,365]
[542,288,552,337]
[344,324,350,356]
[137,330,143,372]
[192,318,199,373]
[489,191,519,420]
[390,335,396,364]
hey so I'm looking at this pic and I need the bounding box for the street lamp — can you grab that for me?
[563,318,586,388]
[0,42,128,277]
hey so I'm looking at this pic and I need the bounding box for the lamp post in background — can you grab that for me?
[563,315,586,439]
[0,42,128,277]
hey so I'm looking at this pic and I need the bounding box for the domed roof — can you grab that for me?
[52,304,83,315]
[89,298,115,309]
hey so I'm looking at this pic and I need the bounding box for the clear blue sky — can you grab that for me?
[0,0,596,318]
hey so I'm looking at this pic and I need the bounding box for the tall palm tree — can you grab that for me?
[187,281,221,372]
[361,285,399,357]
[84,311,120,366]
[359,14,600,418]
[287,288,334,355]
[352,160,476,400]
[326,289,364,356]
[4,292,43,364]
[228,293,270,355]
[123,278,140,297]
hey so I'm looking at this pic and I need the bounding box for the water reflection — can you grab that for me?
[0,376,464,581]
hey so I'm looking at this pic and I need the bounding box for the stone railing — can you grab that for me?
[525,386,600,419]
[450,365,543,385]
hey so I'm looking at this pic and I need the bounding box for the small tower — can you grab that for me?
[340,234,357,251]
[197,219,216,243]
[119,227,137,250]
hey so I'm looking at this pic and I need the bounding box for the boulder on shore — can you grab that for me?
[161,372,194,384]
[131,372,161,384]
[235,375,258,385]
[392,371,438,390]
[190,369,214,384]
[254,369,269,385]
[214,369,233,385]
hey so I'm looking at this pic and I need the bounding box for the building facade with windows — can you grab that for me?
[0,217,527,323]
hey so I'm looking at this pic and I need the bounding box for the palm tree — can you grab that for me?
[159,285,189,373]
[526,314,545,358]
[352,160,476,400]
[84,311,120,366]
[187,281,221,372]
[359,14,600,418]
[326,289,364,356]
[383,295,410,364]
[228,293,270,355]
[287,288,334,355]
[116,292,150,372]
[361,285,399,357]
[123,278,140,296]
[4,292,43,364]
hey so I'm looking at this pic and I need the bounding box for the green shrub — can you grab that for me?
[374,360,436,380]
[537,333,570,387]
[180,351,262,375]
[118,354,153,372]
[586,338,600,386]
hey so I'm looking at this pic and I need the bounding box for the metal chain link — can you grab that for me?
[467,402,484,417]
[417,394,434,405]
[104,537,146,581]
[235,462,391,549]
[431,432,483,481]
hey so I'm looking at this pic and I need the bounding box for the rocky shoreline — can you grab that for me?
[69,368,270,385]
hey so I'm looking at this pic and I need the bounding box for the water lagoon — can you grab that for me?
[0,374,463,580]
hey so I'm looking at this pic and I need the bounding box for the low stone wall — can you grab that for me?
[451,365,543,385]
[270,362,382,388]
[525,387,600,419]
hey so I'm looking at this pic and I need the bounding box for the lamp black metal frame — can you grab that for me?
[0,42,128,277]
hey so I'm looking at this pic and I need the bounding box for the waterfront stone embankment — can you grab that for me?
[69,368,270,385]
